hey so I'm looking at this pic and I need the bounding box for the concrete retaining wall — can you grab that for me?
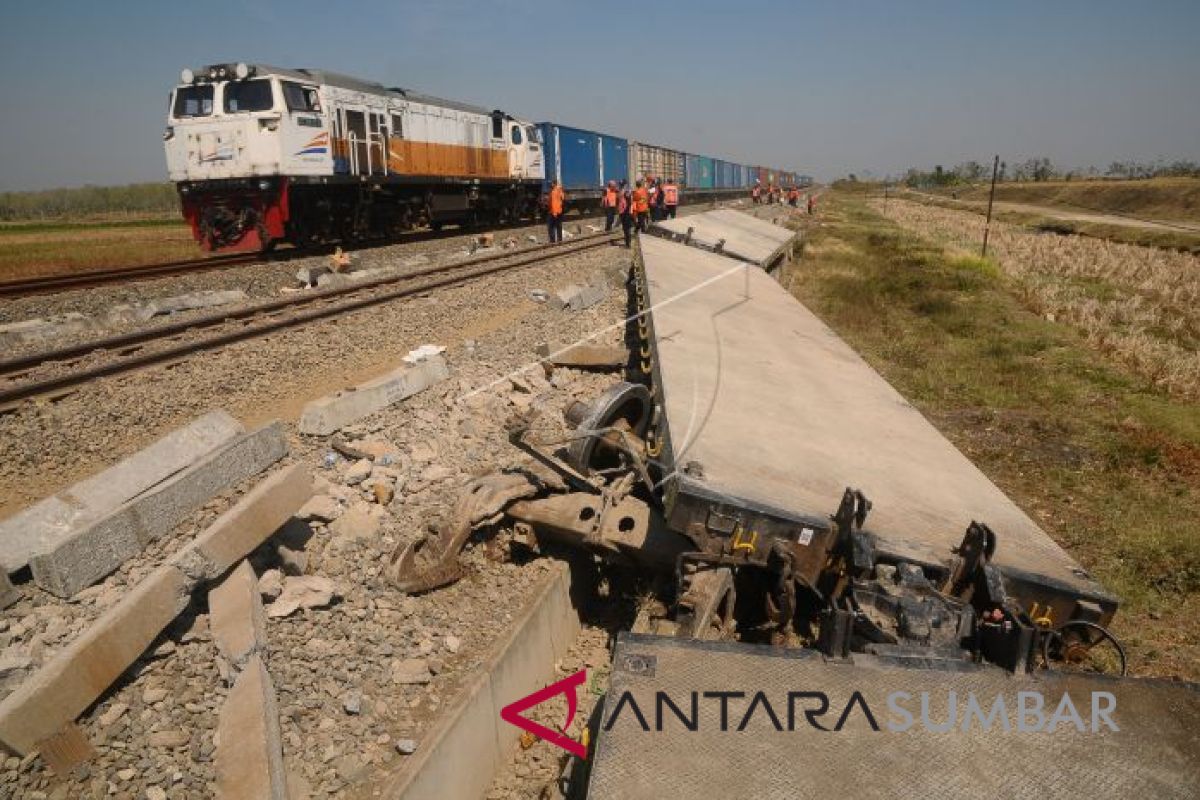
[381,563,580,800]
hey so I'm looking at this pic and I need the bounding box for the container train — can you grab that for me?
[163,63,810,251]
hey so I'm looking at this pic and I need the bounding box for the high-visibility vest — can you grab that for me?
[549,186,564,216]
[663,184,678,205]
[618,191,631,215]
[751,186,760,197]
[603,188,618,208]
[632,188,649,213]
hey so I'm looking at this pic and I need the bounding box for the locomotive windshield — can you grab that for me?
[172,85,213,118]
[223,79,275,113]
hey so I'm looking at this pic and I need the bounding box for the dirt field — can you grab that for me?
[0,218,196,281]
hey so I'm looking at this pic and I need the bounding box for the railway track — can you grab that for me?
[0,201,737,299]
[0,252,261,299]
[0,232,618,409]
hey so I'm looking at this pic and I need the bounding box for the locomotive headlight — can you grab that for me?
[181,68,194,84]
[235,62,250,80]
[209,67,218,80]
[257,180,271,191]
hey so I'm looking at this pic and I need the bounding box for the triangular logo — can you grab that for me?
[500,669,588,758]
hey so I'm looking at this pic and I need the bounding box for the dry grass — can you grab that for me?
[875,199,1200,399]
[947,177,1200,224]
[0,219,197,281]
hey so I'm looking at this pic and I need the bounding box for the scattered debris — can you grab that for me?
[264,575,338,619]
[403,343,447,364]
[330,247,353,272]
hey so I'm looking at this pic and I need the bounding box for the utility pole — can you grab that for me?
[981,154,999,257]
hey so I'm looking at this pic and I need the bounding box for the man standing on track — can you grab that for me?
[546,180,565,242]
[662,178,679,219]
[602,180,619,232]
[618,180,634,248]
[632,179,650,233]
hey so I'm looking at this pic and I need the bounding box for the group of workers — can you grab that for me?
[543,175,813,248]
[545,175,680,247]
[752,180,815,213]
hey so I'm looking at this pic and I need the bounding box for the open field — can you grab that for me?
[0,217,196,281]
[939,177,1200,223]
[878,198,1200,399]
[787,190,1200,679]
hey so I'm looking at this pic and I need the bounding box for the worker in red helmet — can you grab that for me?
[602,180,619,232]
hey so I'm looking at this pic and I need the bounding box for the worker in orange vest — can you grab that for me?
[617,180,634,247]
[786,186,799,207]
[631,179,650,233]
[602,180,619,232]
[662,179,679,219]
[546,180,565,242]
[751,181,761,204]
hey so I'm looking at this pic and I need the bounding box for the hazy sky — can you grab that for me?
[1,0,1197,191]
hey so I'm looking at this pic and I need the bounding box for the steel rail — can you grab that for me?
[0,233,618,407]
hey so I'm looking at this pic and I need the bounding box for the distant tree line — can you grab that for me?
[898,158,1200,188]
[0,182,180,222]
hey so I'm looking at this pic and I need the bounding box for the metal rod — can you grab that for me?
[981,154,1000,257]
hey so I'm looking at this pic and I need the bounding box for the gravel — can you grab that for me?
[0,234,635,798]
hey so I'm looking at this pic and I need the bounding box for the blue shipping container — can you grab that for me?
[684,154,715,189]
[539,123,600,192]
[600,135,629,187]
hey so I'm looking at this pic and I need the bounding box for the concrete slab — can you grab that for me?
[0,410,245,574]
[0,314,95,347]
[652,208,797,266]
[29,421,288,598]
[377,562,580,800]
[215,654,287,800]
[638,234,1113,613]
[209,560,268,672]
[0,564,192,754]
[298,356,450,436]
[0,571,18,610]
[0,465,310,756]
[132,289,248,321]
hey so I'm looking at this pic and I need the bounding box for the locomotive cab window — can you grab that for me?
[172,85,213,118]
[491,115,503,139]
[526,126,539,146]
[224,79,275,113]
[511,126,522,145]
[390,114,403,138]
[282,82,320,112]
